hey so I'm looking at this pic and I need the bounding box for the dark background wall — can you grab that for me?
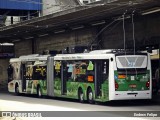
[101,14,160,49]
[14,14,160,57]
[14,28,97,56]
[0,59,9,91]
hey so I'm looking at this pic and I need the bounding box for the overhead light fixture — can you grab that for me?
[38,34,49,37]
[141,7,160,15]
[1,43,14,46]
[12,39,20,42]
[91,20,105,26]
[71,25,84,30]
[114,16,130,21]
[54,30,65,34]
[25,36,34,40]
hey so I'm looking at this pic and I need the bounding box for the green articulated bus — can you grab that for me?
[8,49,152,103]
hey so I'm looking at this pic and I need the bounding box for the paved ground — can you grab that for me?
[0,92,160,120]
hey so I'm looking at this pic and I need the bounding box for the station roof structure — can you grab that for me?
[0,0,159,43]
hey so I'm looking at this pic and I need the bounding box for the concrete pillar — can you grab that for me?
[11,16,13,24]
[0,59,9,91]
[32,38,37,54]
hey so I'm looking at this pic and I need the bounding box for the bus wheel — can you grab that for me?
[87,88,94,104]
[15,85,19,96]
[37,86,42,98]
[78,88,84,103]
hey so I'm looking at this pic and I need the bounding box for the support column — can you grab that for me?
[27,11,31,20]
[11,16,13,24]
[31,38,36,54]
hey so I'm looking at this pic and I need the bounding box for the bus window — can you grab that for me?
[54,61,61,79]
[7,64,13,82]
[66,61,74,81]
[87,61,95,82]
[12,62,21,80]
[26,62,34,80]
[32,65,47,80]
[73,60,94,82]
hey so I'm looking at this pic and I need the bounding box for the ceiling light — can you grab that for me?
[141,7,160,15]
[25,37,34,40]
[38,34,49,37]
[54,30,65,34]
[71,25,84,30]
[91,20,105,26]
[12,39,20,42]
[1,43,14,46]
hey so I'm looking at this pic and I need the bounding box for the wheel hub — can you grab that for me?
[80,93,83,100]
[89,92,93,100]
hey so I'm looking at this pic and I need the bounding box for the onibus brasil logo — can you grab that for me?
[2,112,42,117]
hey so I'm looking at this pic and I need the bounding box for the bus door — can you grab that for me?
[61,61,67,95]
[95,60,109,98]
[95,61,102,98]
[22,64,26,92]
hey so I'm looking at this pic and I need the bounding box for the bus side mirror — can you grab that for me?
[147,48,152,53]
[110,58,113,62]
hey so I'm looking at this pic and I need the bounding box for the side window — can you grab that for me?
[54,61,61,79]
[56,60,95,83]
[12,62,21,80]
[33,66,39,80]
[74,60,94,82]
[86,61,94,82]
[25,62,34,80]
[32,65,47,80]
[66,61,74,81]
[75,61,87,82]
[7,64,13,82]
[39,66,47,80]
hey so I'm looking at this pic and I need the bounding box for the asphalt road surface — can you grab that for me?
[0,92,160,120]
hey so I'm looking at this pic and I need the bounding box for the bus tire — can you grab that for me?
[37,86,42,98]
[78,88,84,103]
[15,84,19,96]
[87,88,94,104]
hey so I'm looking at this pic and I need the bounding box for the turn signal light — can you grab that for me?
[146,81,150,89]
[115,81,119,90]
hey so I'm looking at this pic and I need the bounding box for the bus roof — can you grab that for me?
[54,52,115,60]
[53,49,148,60]
[10,54,49,63]
[10,58,21,63]
[89,49,113,54]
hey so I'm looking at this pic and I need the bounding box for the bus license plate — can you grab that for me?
[129,84,136,88]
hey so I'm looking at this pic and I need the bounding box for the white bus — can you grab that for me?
[8,49,152,103]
